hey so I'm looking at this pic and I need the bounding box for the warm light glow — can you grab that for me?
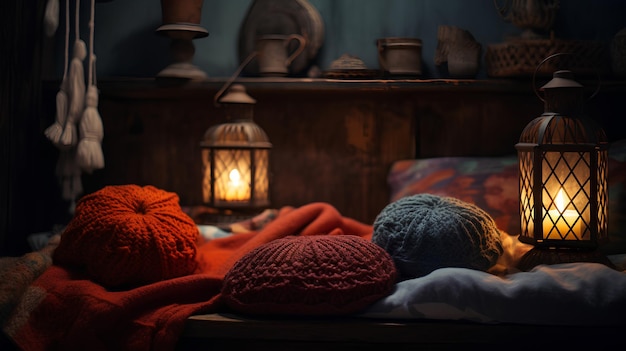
[555,188,566,213]
[224,168,249,201]
[229,169,242,185]
[544,188,580,240]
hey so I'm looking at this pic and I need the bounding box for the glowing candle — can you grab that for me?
[224,169,248,201]
[543,188,580,240]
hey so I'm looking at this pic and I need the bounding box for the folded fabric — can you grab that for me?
[0,235,59,327]
[3,202,373,351]
[3,266,223,351]
[194,203,373,279]
[359,261,626,325]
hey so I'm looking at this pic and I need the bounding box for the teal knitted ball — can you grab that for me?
[372,193,503,279]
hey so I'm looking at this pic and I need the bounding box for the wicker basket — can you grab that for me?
[485,39,610,78]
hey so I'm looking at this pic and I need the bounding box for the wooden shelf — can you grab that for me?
[179,312,625,349]
[86,77,526,100]
[115,77,536,97]
[43,77,626,100]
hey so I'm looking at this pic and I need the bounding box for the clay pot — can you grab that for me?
[447,41,482,78]
[161,0,204,25]
[377,37,422,76]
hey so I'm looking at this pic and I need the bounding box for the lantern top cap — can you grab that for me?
[219,84,256,104]
[540,70,583,90]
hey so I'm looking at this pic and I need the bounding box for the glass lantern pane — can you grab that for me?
[214,149,251,204]
[596,150,609,241]
[201,148,213,204]
[519,150,535,238]
[253,149,270,205]
[541,151,590,241]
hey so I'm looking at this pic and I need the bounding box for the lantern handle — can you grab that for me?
[532,52,601,103]
[214,50,258,107]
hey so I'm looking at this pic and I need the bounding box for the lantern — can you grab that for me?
[515,67,612,269]
[200,84,271,212]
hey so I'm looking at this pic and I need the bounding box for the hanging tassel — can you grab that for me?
[44,0,70,148]
[44,0,81,214]
[44,0,60,37]
[77,85,104,172]
[44,79,69,148]
[60,39,86,148]
[55,0,86,214]
[77,0,105,173]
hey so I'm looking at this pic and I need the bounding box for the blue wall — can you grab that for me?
[74,0,626,79]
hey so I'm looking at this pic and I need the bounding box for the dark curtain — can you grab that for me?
[0,0,59,256]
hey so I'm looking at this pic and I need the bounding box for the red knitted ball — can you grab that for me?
[221,235,398,316]
[53,185,199,287]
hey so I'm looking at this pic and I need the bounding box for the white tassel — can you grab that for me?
[55,0,85,214]
[60,39,86,148]
[44,80,69,148]
[45,0,70,149]
[44,0,60,37]
[77,0,105,173]
[77,85,104,173]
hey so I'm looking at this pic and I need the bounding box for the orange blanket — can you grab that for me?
[3,203,373,351]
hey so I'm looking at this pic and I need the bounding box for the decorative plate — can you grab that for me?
[238,0,325,76]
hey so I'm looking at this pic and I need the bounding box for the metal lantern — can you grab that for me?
[516,69,609,255]
[200,84,271,210]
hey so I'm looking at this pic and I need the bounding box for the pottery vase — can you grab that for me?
[377,37,422,76]
[161,0,204,25]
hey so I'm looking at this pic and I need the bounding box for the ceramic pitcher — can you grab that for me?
[255,34,307,77]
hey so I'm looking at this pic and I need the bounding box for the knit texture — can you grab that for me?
[222,235,397,316]
[372,193,503,279]
[53,184,199,287]
[5,202,373,351]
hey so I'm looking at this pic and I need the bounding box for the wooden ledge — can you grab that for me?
[43,77,626,100]
[181,312,622,346]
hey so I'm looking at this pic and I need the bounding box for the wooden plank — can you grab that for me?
[89,77,626,98]
[67,78,626,225]
[181,313,623,347]
[86,89,415,224]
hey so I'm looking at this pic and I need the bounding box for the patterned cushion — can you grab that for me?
[388,139,626,254]
[389,155,519,235]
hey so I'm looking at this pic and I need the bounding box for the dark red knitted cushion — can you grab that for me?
[221,235,397,316]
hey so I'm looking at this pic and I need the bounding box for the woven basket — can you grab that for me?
[486,39,609,78]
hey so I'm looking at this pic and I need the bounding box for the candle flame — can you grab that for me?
[229,169,242,185]
[555,188,568,213]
